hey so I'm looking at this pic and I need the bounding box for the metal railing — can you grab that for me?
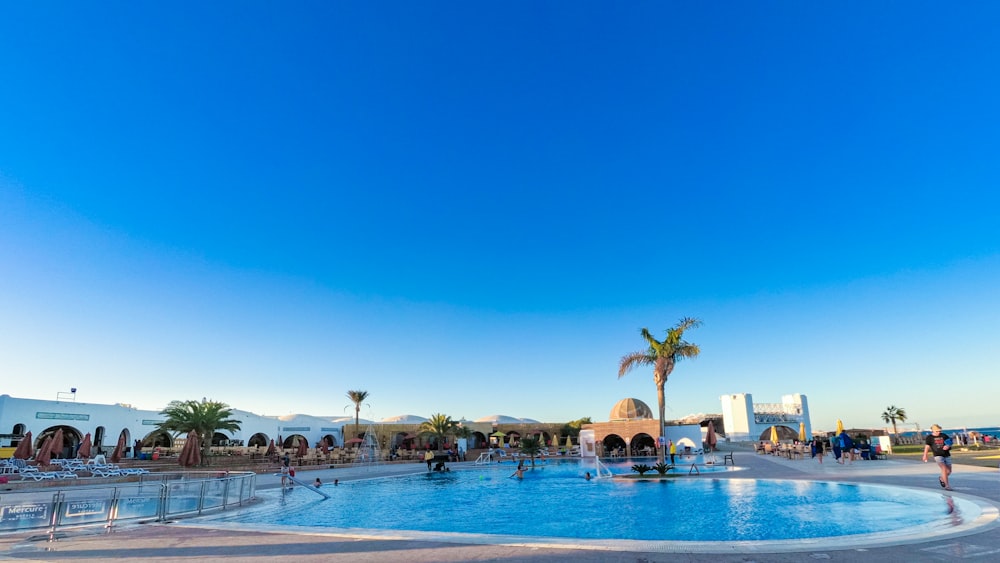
[0,471,256,534]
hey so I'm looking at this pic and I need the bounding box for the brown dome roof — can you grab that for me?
[610,398,653,421]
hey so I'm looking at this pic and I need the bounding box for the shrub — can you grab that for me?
[654,462,671,475]
[631,464,653,475]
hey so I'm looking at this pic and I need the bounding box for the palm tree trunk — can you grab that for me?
[891,421,898,445]
[656,383,666,465]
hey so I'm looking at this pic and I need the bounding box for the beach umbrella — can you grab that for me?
[296,437,308,458]
[490,431,506,447]
[77,432,93,459]
[770,425,779,444]
[179,430,201,467]
[706,421,717,452]
[318,437,328,453]
[565,435,573,448]
[836,419,844,435]
[110,432,127,463]
[12,431,33,460]
[798,422,807,443]
[35,435,54,465]
[265,439,276,456]
[49,429,64,460]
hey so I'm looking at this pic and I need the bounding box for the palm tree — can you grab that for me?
[618,317,702,464]
[419,413,456,452]
[158,399,242,465]
[880,405,908,445]
[345,390,369,440]
[518,435,542,467]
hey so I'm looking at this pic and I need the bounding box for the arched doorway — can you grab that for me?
[247,433,268,448]
[630,433,656,457]
[602,434,626,457]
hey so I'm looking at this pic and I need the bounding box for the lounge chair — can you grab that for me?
[21,470,58,481]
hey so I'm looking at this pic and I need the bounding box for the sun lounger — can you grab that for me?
[21,471,58,481]
[89,465,123,477]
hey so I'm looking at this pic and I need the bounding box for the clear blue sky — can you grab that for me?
[2,3,998,434]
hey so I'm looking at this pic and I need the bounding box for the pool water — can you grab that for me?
[209,462,973,542]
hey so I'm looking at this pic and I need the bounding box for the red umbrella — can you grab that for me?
[317,437,329,453]
[12,431,33,460]
[35,435,54,465]
[346,437,364,444]
[179,430,201,467]
[264,439,276,456]
[706,421,718,453]
[296,438,308,458]
[110,432,127,464]
[49,429,65,460]
[77,432,93,459]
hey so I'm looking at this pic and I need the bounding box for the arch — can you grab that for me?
[284,434,307,449]
[12,423,26,436]
[36,425,83,459]
[94,426,106,450]
[630,432,656,456]
[602,433,626,457]
[471,431,487,449]
[322,433,338,448]
[142,430,172,448]
[247,433,269,448]
[757,425,796,442]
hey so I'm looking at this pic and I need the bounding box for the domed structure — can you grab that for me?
[610,398,654,421]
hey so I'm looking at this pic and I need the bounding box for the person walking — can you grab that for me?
[668,440,677,465]
[923,424,954,490]
[814,439,824,464]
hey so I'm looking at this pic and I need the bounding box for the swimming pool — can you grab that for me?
[204,461,991,548]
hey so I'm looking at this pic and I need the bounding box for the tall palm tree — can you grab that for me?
[518,435,542,467]
[345,390,369,439]
[618,317,702,464]
[419,413,456,452]
[158,399,242,465]
[880,405,908,445]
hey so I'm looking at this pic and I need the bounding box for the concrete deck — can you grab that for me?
[2,450,998,562]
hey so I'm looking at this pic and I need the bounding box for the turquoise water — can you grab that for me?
[209,461,969,542]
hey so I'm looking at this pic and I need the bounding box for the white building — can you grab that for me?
[720,393,811,442]
[0,394,344,458]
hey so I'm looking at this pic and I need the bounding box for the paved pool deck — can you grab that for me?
[1,450,998,562]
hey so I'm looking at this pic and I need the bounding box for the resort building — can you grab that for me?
[582,398,704,457]
[720,392,811,442]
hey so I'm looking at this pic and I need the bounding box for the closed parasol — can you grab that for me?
[110,432,127,463]
[77,432,93,459]
[836,419,844,435]
[265,439,276,456]
[770,425,779,444]
[706,421,717,452]
[34,435,54,466]
[179,430,201,467]
[12,431,33,460]
[49,429,64,460]
[296,437,308,458]
[798,422,807,442]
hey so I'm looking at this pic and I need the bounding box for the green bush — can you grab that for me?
[654,462,671,475]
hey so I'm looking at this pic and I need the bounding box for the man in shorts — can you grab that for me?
[922,424,953,490]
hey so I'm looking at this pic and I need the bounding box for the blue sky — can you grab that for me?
[2,3,998,434]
